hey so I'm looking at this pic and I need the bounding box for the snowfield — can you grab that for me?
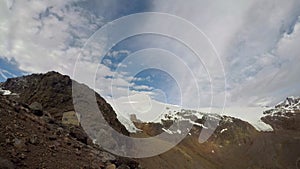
[108,93,274,132]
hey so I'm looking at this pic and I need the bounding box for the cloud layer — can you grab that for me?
[0,0,300,108]
[149,0,300,106]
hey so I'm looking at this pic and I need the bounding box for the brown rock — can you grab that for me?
[0,157,15,169]
[19,153,26,160]
[69,127,88,144]
[13,138,25,149]
[117,164,130,169]
[48,135,57,141]
[99,151,116,163]
[106,164,116,169]
[29,102,43,116]
[29,135,39,145]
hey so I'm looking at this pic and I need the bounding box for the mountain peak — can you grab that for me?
[1,71,129,135]
[0,71,140,168]
[262,96,300,131]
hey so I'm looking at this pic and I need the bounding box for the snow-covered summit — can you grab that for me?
[264,96,300,117]
[262,97,300,131]
[109,94,274,132]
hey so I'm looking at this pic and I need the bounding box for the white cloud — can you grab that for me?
[0,0,103,76]
[106,50,130,58]
[0,0,143,100]
[148,0,300,107]
[131,84,153,91]
[230,18,300,106]
[1,0,300,108]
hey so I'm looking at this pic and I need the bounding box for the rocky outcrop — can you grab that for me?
[0,95,139,169]
[1,71,129,136]
[0,72,139,169]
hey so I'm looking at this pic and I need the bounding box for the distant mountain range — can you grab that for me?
[109,93,275,133]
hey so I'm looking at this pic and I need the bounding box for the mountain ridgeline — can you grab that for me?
[0,71,299,169]
[0,71,138,169]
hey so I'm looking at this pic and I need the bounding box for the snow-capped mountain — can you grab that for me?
[264,96,300,116]
[108,94,274,132]
[262,97,300,131]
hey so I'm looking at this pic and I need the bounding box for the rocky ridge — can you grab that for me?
[1,72,300,169]
[0,72,139,169]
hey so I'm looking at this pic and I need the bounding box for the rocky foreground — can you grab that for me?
[0,71,300,169]
[0,72,139,169]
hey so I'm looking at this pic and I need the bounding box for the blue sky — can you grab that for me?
[0,57,25,82]
[0,0,154,81]
[99,33,203,103]
[129,68,181,105]
[77,0,150,21]
[1,0,300,108]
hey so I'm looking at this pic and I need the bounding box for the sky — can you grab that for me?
[0,0,300,108]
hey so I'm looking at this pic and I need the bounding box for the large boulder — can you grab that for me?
[62,111,80,126]
[29,102,43,116]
